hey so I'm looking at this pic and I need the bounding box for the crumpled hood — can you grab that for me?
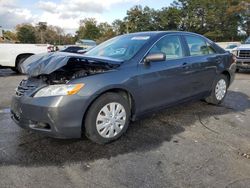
[21,52,123,77]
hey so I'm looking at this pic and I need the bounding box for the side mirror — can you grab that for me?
[144,53,166,64]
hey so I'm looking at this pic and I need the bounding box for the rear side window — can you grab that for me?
[149,35,184,60]
[185,35,209,56]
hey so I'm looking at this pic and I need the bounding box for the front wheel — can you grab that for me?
[205,74,228,105]
[84,92,131,144]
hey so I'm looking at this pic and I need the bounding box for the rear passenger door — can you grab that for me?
[183,35,218,95]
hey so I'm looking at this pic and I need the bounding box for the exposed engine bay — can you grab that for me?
[21,52,122,85]
[38,58,112,84]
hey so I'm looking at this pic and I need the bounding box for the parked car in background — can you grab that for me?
[0,44,49,73]
[75,39,96,49]
[11,31,236,144]
[61,45,96,54]
[61,45,84,53]
[232,36,250,71]
[225,43,240,53]
[77,46,96,54]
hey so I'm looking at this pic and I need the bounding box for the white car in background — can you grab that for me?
[225,43,240,53]
[75,39,96,49]
[0,43,49,73]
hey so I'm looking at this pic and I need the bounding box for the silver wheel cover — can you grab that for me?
[96,102,126,138]
[215,79,227,101]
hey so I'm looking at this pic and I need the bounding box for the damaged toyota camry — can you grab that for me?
[11,31,236,144]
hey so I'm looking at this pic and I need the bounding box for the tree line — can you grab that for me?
[2,0,249,44]
[3,22,75,45]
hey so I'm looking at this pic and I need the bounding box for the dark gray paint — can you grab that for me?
[11,31,236,138]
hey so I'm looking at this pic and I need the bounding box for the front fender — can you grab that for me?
[70,66,139,117]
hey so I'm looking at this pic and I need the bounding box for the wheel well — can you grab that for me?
[104,88,135,113]
[81,88,136,134]
[15,53,34,67]
[221,71,231,84]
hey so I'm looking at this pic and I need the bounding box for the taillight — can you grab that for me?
[231,54,236,64]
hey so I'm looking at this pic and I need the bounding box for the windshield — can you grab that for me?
[85,35,150,61]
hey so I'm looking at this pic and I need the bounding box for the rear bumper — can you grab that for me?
[10,94,89,138]
[228,63,236,85]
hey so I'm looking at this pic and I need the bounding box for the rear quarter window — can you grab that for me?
[185,35,209,56]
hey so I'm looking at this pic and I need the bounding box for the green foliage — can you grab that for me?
[239,1,250,36]
[11,0,250,44]
[124,5,156,32]
[97,22,116,43]
[3,30,17,42]
[112,19,127,35]
[105,0,248,41]
[155,7,182,30]
[16,24,36,43]
[172,0,248,41]
[76,18,116,43]
[14,23,74,45]
[77,18,101,40]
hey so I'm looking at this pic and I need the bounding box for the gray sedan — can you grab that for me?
[11,31,236,144]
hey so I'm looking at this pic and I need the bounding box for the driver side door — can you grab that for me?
[136,35,196,114]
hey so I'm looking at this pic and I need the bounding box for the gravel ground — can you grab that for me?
[0,69,250,188]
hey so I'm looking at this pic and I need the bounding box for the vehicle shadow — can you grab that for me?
[1,90,249,166]
[237,69,250,74]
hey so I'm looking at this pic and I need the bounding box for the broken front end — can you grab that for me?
[11,52,121,138]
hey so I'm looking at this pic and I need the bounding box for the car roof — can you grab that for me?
[121,31,205,38]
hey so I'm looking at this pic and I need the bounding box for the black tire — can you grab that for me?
[205,74,228,105]
[235,68,239,73]
[84,92,131,144]
[16,55,31,74]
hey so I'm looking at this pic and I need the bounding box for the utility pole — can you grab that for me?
[38,22,47,44]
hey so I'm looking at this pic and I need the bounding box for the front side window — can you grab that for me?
[185,35,209,56]
[149,35,184,60]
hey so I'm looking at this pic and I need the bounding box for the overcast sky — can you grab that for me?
[0,0,173,34]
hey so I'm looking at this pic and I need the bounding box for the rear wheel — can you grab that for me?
[84,92,131,144]
[205,74,228,105]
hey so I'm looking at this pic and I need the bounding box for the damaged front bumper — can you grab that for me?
[10,52,121,138]
[11,94,88,138]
